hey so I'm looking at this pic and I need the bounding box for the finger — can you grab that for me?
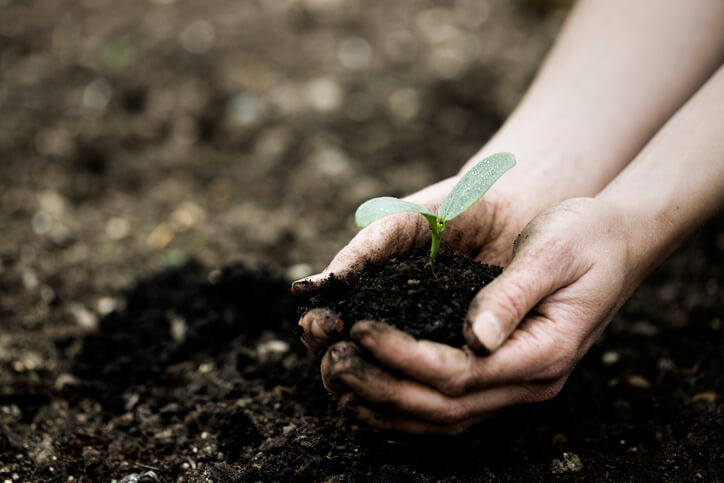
[290,272,327,295]
[463,252,566,353]
[334,350,539,424]
[340,394,489,435]
[298,308,344,356]
[292,213,426,296]
[320,341,365,396]
[350,321,470,394]
[292,179,460,294]
[350,320,548,395]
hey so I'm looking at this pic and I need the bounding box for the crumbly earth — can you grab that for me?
[1,0,722,481]
[299,246,503,347]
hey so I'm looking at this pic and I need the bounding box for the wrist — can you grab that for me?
[462,144,597,237]
[462,123,635,228]
[596,187,682,286]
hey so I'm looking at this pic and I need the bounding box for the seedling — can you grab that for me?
[355,152,516,264]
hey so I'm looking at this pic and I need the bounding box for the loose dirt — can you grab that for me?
[1,0,721,480]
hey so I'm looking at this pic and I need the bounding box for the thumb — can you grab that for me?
[463,256,558,353]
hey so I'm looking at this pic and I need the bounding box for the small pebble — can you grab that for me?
[257,339,291,362]
[657,357,675,372]
[601,351,620,366]
[207,269,222,284]
[180,20,215,54]
[388,88,420,120]
[106,217,131,240]
[286,263,314,281]
[147,223,174,249]
[629,321,659,336]
[37,190,67,217]
[170,201,206,231]
[690,392,717,404]
[626,374,652,389]
[97,297,117,315]
[81,78,113,115]
[305,78,343,112]
[169,314,187,342]
[337,36,372,70]
[32,211,53,235]
[227,93,266,126]
[55,373,80,390]
[21,269,38,290]
[70,304,98,331]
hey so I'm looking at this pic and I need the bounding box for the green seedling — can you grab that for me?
[355,152,516,264]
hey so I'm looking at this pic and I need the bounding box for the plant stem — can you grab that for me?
[428,229,442,264]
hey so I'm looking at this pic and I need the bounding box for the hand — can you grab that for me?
[319,198,645,434]
[293,174,531,355]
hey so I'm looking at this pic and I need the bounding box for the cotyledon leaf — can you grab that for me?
[437,152,516,222]
[355,197,437,229]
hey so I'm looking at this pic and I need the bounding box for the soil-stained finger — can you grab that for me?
[321,341,364,395]
[351,320,548,394]
[344,400,490,435]
[290,276,323,296]
[350,320,475,396]
[299,307,344,356]
[336,352,534,425]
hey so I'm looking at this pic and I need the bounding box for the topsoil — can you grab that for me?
[299,246,503,347]
[1,0,722,481]
[2,223,723,481]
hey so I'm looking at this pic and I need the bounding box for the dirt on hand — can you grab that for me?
[298,246,502,347]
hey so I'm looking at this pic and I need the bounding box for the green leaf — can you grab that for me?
[355,197,437,229]
[437,152,516,222]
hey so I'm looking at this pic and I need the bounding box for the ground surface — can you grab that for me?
[1,0,722,481]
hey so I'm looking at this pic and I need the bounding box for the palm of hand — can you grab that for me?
[293,176,522,354]
[316,198,635,434]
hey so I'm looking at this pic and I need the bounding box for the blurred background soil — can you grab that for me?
[0,0,721,481]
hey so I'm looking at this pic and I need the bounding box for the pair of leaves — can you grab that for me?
[355,152,516,230]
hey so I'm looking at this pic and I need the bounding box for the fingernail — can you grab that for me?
[328,344,345,362]
[350,321,379,351]
[472,312,504,351]
[310,319,326,339]
[296,272,325,284]
[291,273,327,294]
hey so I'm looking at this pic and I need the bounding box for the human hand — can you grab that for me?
[293,174,530,355]
[319,197,646,434]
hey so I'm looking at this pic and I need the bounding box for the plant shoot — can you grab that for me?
[355,152,516,264]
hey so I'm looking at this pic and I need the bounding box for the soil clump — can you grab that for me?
[299,246,502,346]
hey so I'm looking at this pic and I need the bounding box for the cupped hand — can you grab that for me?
[293,175,530,355]
[319,197,645,434]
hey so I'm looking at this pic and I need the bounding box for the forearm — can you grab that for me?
[598,65,724,283]
[470,0,724,221]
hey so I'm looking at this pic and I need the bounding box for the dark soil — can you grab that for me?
[298,246,502,346]
[1,0,722,481]
[2,224,724,481]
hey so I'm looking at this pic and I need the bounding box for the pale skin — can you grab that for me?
[293,0,724,434]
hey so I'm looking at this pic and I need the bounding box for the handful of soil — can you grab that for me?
[298,246,502,347]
